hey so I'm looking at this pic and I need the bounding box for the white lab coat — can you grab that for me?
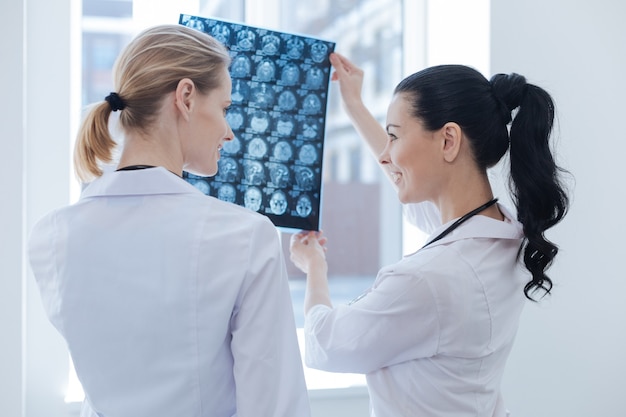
[28,167,311,417]
[305,202,526,417]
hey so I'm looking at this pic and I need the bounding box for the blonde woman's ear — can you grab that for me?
[174,78,196,120]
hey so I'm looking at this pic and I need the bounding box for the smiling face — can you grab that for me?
[380,93,446,204]
[183,67,234,177]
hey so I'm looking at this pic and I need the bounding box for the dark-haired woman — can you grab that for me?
[290,52,569,417]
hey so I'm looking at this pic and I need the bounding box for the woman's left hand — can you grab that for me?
[289,230,328,274]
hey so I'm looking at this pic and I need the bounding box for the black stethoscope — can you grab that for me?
[420,197,498,249]
[347,198,498,305]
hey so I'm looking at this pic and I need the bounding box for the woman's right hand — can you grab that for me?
[330,52,365,111]
[329,52,388,158]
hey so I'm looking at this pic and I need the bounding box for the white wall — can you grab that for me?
[0,0,26,415]
[426,0,490,73]
[491,1,626,416]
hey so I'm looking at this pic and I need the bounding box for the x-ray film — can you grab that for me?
[179,14,335,231]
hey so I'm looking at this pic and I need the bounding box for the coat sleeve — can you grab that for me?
[229,218,310,417]
[27,211,65,332]
[304,271,440,374]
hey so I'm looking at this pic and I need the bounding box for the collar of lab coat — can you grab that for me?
[418,204,523,251]
[80,167,199,199]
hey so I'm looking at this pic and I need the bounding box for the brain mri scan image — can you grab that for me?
[244,187,263,212]
[217,184,237,203]
[285,37,305,59]
[243,160,265,185]
[180,14,334,231]
[275,114,296,137]
[231,79,250,104]
[302,93,322,115]
[249,110,270,133]
[236,29,256,50]
[225,107,246,130]
[261,34,281,55]
[298,143,318,165]
[305,67,325,90]
[211,23,231,43]
[296,194,313,217]
[269,163,290,188]
[294,166,315,190]
[277,90,298,112]
[310,42,329,63]
[216,157,239,182]
[183,17,205,32]
[269,190,288,215]
[251,83,275,109]
[256,59,276,82]
[273,140,293,162]
[231,55,252,78]
[300,118,320,140]
[280,63,300,86]
[247,137,268,159]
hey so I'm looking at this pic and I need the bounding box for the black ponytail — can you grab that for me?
[491,75,570,300]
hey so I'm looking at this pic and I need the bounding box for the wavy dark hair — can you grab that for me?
[395,65,569,300]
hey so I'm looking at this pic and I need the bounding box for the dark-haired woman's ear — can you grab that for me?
[441,122,462,163]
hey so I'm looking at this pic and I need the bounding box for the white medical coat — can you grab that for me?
[28,167,311,417]
[305,201,527,417]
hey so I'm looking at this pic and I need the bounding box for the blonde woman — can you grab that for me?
[28,25,310,417]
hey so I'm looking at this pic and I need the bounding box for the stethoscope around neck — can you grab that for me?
[347,197,498,306]
[421,197,498,249]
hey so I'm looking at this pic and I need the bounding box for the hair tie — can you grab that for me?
[489,73,527,125]
[105,92,126,112]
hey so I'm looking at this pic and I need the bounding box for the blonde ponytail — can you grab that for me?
[73,102,117,183]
